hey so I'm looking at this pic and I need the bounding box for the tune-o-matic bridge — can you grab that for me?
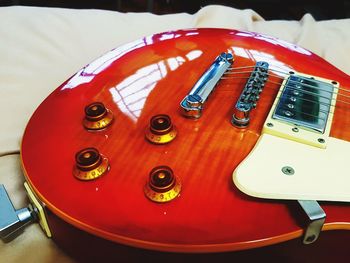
[232,61,269,127]
[180,52,234,118]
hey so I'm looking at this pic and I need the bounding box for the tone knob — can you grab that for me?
[144,166,181,203]
[83,102,114,131]
[145,114,177,144]
[73,147,109,180]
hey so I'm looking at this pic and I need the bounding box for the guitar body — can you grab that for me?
[20,28,350,261]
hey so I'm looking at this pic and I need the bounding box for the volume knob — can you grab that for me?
[83,102,114,131]
[73,147,109,180]
[145,114,177,144]
[144,166,181,203]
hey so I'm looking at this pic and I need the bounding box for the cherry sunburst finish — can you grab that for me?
[20,28,350,261]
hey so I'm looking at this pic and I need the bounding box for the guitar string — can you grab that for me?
[222,77,348,124]
[221,76,350,108]
[279,94,333,117]
[231,80,334,122]
[258,80,337,112]
[226,78,334,123]
[273,105,329,122]
[226,70,339,96]
[269,84,336,122]
[226,70,335,95]
[228,66,350,97]
[224,70,342,98]
[222,69,350,103]
[278,95,334,114]
[226,65,350,95]
[227,74,337,102]
[253,79,333,119]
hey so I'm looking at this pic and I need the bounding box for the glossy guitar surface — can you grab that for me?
[20,28,350,254]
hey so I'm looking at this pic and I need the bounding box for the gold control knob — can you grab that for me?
[144,166,181,203]
[83,102,114,131]
[145,114,177,144]
[73,147,109,180]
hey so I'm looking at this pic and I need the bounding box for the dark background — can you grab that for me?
[0,0,350,20]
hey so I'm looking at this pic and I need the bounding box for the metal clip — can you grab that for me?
[298,200,326,244]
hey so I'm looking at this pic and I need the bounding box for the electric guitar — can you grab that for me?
[2,28,350,262]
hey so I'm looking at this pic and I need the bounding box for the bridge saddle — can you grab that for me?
[231,61,269,128]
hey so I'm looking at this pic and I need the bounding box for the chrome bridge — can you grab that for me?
[232,61,269,127]
[180,52,234,118]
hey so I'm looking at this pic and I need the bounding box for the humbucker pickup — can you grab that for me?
[263,73,339,148]
[272,75,335,134]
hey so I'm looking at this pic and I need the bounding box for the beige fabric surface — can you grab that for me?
[0,5,349,262]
